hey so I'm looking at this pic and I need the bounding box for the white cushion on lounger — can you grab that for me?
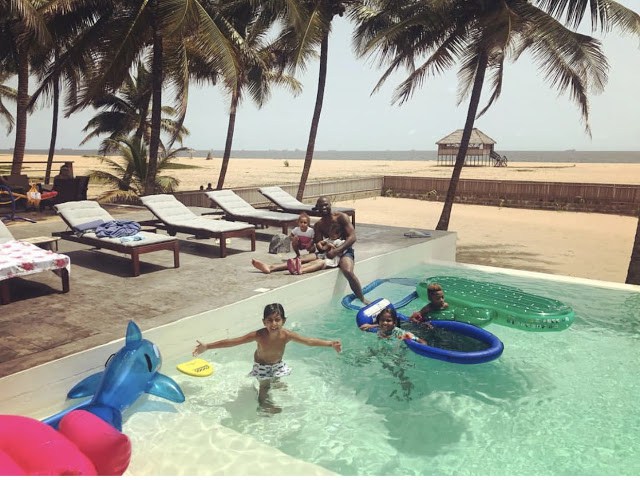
[258,186,307,210]
[206,190,299,222]
[0,221,15,243]
[55,200,175,245]
[140,194,254,232]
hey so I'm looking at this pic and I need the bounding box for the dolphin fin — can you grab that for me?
[67,372,104,398]
[146,373,185,403]
[79,404,123,431]
[126,320,142,345]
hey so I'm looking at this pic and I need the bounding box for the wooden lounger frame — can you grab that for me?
[0,268,69,305]
[139,220,256,258]
[53,230,180,277]
[258,188,356,226]
[216,214,296,235]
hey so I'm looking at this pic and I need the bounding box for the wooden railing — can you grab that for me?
[382,176,640,215]
[174,177,383,209]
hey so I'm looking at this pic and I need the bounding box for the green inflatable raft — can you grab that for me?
[416,276,575,331]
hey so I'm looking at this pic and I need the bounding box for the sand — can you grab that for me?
[3,153,638,283]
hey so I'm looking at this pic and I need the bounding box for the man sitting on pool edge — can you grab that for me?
[251,196,370,305]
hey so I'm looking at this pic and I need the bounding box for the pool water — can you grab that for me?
[125,264,640,475]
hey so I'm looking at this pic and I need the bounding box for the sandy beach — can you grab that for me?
[3,154,638,283]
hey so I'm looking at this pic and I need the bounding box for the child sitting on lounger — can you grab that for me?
[192,303,341,413]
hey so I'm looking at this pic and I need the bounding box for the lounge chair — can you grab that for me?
[206,190,299,234]
[258,186,356,225]
[139,194,256,258]
[0,220,70,304]
[53,200,179,277]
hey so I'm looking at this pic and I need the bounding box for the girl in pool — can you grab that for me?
[360,307,427,344]
[192,303,341,412]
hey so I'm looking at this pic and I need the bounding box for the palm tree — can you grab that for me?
[203,0,302,190]
[295,0,350,201]
[354,0,640,231]
[0,72,17,134]
[0,0,51,175]
[79,63,189,155]
[43,0,239,195]
[87,136,181,203]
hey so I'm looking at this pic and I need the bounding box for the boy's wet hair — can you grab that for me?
[263,303,286,319]
[377,306,399,327]
[427,283,443,296]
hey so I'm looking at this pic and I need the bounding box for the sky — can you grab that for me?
[3,1,640,152]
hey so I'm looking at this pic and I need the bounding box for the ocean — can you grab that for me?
[1,149,639,163]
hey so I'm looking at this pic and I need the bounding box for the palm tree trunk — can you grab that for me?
[626,213,640,284]
[435,52,489,231]
[145,4,163,195]
[296,31,329,201]
[11,44,29,176]
[45,72,60,184]
[216,87,239,190]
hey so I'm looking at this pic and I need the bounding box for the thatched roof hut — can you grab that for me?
[436,128,506,166]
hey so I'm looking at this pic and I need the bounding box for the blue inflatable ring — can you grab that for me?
[356,298,504,365]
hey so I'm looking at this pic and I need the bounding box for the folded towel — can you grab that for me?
[96,220,141,238]
[119,234,144,243]
[73,219,106,235]
[403,230,432,238]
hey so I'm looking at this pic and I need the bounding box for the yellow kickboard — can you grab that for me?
[176,358,214,377]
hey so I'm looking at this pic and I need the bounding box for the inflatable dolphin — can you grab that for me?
[44,321,185,431]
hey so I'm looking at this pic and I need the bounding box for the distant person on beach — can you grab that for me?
[410,282,448,324]
[251,196,370,305]
[360,307,427,344]
[205,183,213,191]
[54,165,73,182]
[290,213,315,257]
[199,185,204,191]
[192,303,341,413]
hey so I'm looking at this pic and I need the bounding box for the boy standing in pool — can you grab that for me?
[410,282,449,324]
[192,303,341,412]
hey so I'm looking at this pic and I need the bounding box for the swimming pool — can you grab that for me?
[123,263,640,475]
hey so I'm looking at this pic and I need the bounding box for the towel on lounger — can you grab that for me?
[96,220,141,238]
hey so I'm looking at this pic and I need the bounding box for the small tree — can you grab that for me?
[88,137,181,203]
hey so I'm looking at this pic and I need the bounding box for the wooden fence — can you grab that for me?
[174,177,383,209]
[382,176,640,215]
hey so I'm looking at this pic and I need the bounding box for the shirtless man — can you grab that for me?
[313,196,369,305]
[251,196,370,305]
